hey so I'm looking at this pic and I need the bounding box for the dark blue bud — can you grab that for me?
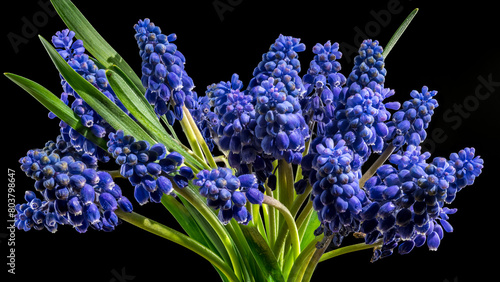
[246,188,264,205]
[134,184,150,205]
[82,168,99,185]
[67,197,83,215]
[238,174,257,188]
[118,196,134,212]
[427,231,441,251]
[232,205,249,223]
[232,191,247,206]
[25,190,36,202]
[99,192,118,211]
[103,210,119,226]
[398,240,415,255]
[157,176,173,195]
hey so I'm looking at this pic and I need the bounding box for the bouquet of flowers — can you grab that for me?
[6,1,484,281]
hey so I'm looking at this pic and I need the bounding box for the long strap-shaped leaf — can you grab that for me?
[382,8,419,58]
[39,35,155,145]
[50,0,145,93]
[105,67,209,171]
[4,73,107,150]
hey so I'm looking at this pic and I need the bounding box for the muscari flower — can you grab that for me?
[301,136,366,244]
[17,138,133,233]
[385,86,438,147]
[359,145,483,261]
[253,77,309,164]
[134,18,196,123]
[50,29,131,163]
[249,34,306,97]
[330,83,399,160]
[346,39,387,94]
[193,167,263,225]
[107,130,193,205]
[300,41,347,136]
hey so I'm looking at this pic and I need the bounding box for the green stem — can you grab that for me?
[105,170,124,179]
[183,106,218,169]
[290,184,312,218]
[359,143,395,188]
[286,234,324,282]
[265,186,277,249]
[319,239,383,262]
[179,110,204,160]
[174,184,244,281]
[115,209,239,282]
[278,160,294,209]
[301,235,333,282]
[263,195,301,260]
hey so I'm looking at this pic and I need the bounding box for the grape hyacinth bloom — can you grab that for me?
[331,84,399,159]
[302,137,366,244]
[359,145,483,261]
[253,77,309,164]
[107,130,193,205]
[193,167,263,225]
[134,18,196,122]
[17,139,132,233]
[346,39,387,93]
[249,34,306,97]
[301,41,347,136]
[208,74,260,164]
[386,86,438,147]
[50,29,130,163]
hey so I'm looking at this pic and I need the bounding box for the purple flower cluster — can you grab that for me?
[107,130,194,205]
[193,167,263,225]
[16,138,132,233]
[360,145,483,260]
[134,18,196,123]
[50,29,130,163]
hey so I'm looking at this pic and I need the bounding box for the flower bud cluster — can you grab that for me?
[253,77,309,164]
[386,86,438,147]
[346,39,387,93]
[107,130,194,205]
[301,41,347,136]
[302,137,366,243]
[359,145,483,261]
[51,29,127,163]
[193,167,263,225]
[248,34,306,97]
[134,18,196,123]
[17,139,132,233]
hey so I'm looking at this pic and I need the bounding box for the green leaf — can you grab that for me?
[160,195,214,250]
[50,0,144,92]
[300,210,320,250]
[383,8,419,58]
[240,225,285,282]
[105,67,166,139]
[104,66,208,170]
[4,73,107,150]
[38,35,155,144]
[115,210,239,282]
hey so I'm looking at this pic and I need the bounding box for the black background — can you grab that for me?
[3,0,499,281]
